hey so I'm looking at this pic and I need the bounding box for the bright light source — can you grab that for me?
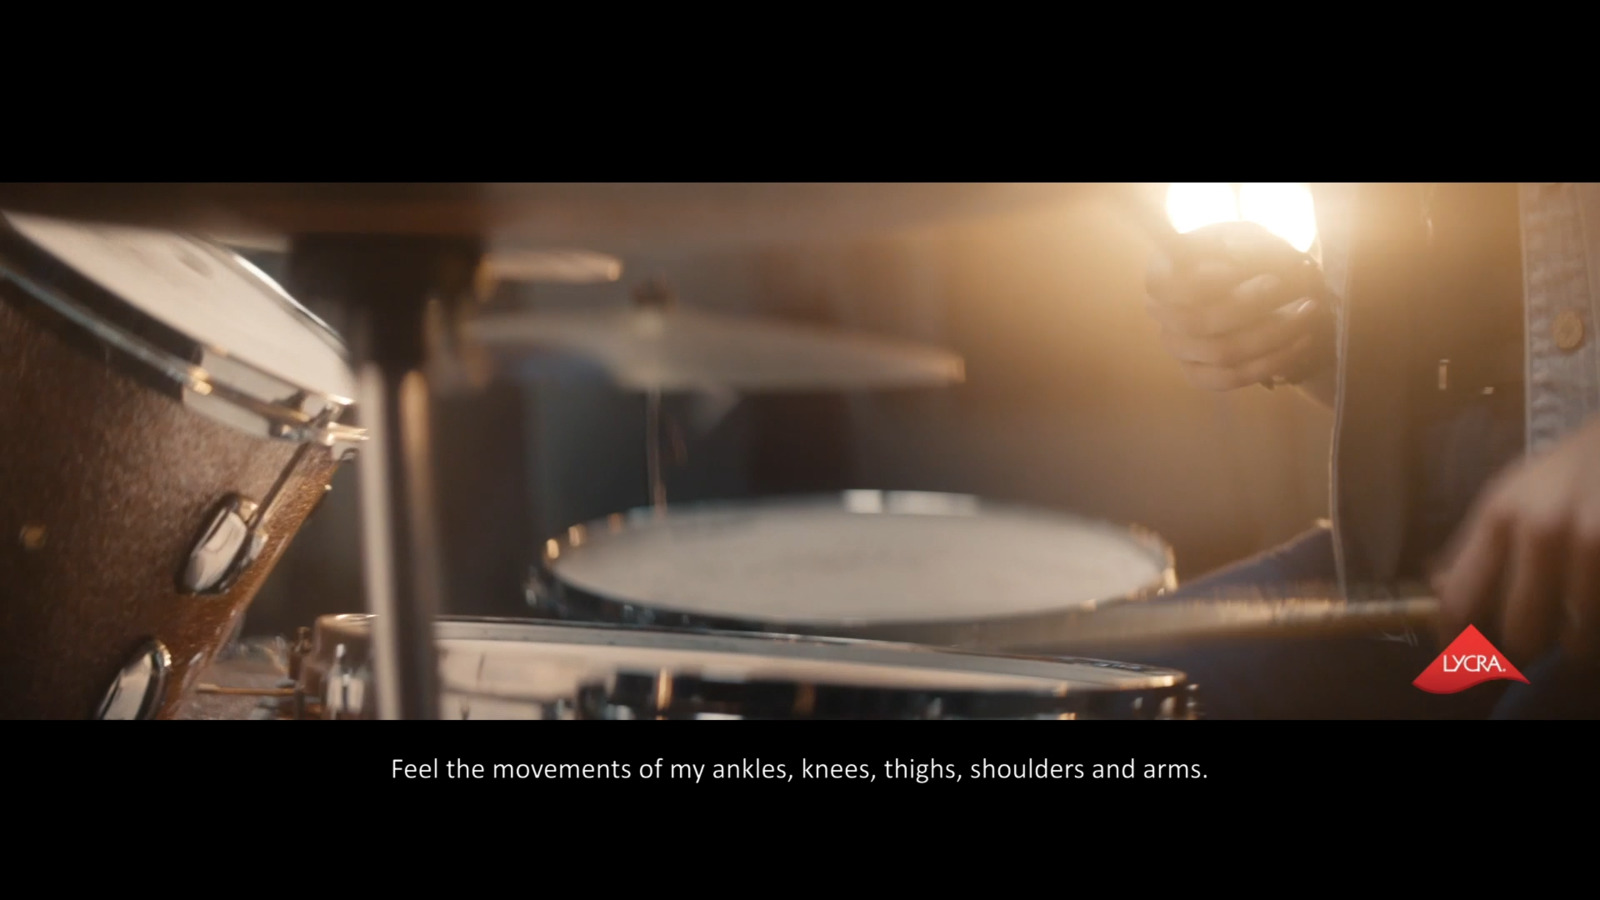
[1165,183,1239,234]
[1238,183,1318,253]
[1163,183,1318,255]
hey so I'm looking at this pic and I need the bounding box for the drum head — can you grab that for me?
[306,616,1191,719]
[1,212,355,404]
[539,493,1175,633]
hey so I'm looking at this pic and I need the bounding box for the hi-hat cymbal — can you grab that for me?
[0,183,1090,251]
[466,305,965,392]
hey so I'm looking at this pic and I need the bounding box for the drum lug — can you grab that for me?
[96,640,171,720]
[321,644,366,718]
[181,495,268,595]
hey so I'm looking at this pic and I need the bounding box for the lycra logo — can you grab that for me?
[1414,625,1529,694]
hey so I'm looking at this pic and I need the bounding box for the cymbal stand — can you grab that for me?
[634,277,675,517]
[286,235,487,721]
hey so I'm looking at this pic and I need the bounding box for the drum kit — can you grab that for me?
[0,183,1442,722]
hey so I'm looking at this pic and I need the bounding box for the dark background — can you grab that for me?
[242,196,1333,637]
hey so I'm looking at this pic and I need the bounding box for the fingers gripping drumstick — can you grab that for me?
[1106,187,1326,390]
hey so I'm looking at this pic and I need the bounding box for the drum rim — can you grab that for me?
[529,491,1177,649]
[304,615,1194,719]
[309,613,1189,690]
[0,211,364,446]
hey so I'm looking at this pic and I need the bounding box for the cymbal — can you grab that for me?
[465,305,965,392]
[485,249,622,285]
[0,183,1089,250]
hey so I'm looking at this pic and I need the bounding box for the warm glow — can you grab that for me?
[1165,183,1239,234]
[1238,183,1318,253]
[1164,183,1318,254]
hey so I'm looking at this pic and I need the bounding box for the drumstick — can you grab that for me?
[196,684,296,697]
[997,587,1442,655]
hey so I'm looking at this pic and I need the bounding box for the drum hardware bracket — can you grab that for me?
[182,495,268,595]
[181,439,331,595]
[315,642,374,719]
[96,640,171,720]
[277,395,367,458]
[326,426,365,461]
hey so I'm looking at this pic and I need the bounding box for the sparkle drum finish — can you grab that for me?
[0,212,362,719]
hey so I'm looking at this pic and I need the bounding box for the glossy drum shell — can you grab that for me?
[0,291,343,719]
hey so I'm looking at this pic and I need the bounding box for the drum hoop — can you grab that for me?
[310,614,1189,690]
[0,215,365,446]
[529,492,1178,650]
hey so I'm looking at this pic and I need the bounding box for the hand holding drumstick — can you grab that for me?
[1142,221,1336,396]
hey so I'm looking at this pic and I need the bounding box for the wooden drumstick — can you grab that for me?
[1002,587,1442,655]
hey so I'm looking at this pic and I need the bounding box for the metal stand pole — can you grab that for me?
[645,388,667,516]
[286,235,486,720]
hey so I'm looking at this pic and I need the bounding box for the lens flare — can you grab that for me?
[1238,183,1318,253]
[1164,183,1318,254]
[1165,183,1239,234]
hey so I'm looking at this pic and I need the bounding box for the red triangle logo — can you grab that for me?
[1413,625,1529,694]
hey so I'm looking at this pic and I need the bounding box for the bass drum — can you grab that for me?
[529,492,1176,652]
[296,615,1196,720]
[0,212,363,719]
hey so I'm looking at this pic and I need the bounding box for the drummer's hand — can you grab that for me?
[1431,416,1600,662]
[1144,221,1332,392]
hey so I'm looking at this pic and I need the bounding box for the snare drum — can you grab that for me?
[294,615,1195,719]
[529,492,1176,652]
[0,212,363,720]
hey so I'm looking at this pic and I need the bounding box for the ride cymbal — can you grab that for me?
[467,305,965,392]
